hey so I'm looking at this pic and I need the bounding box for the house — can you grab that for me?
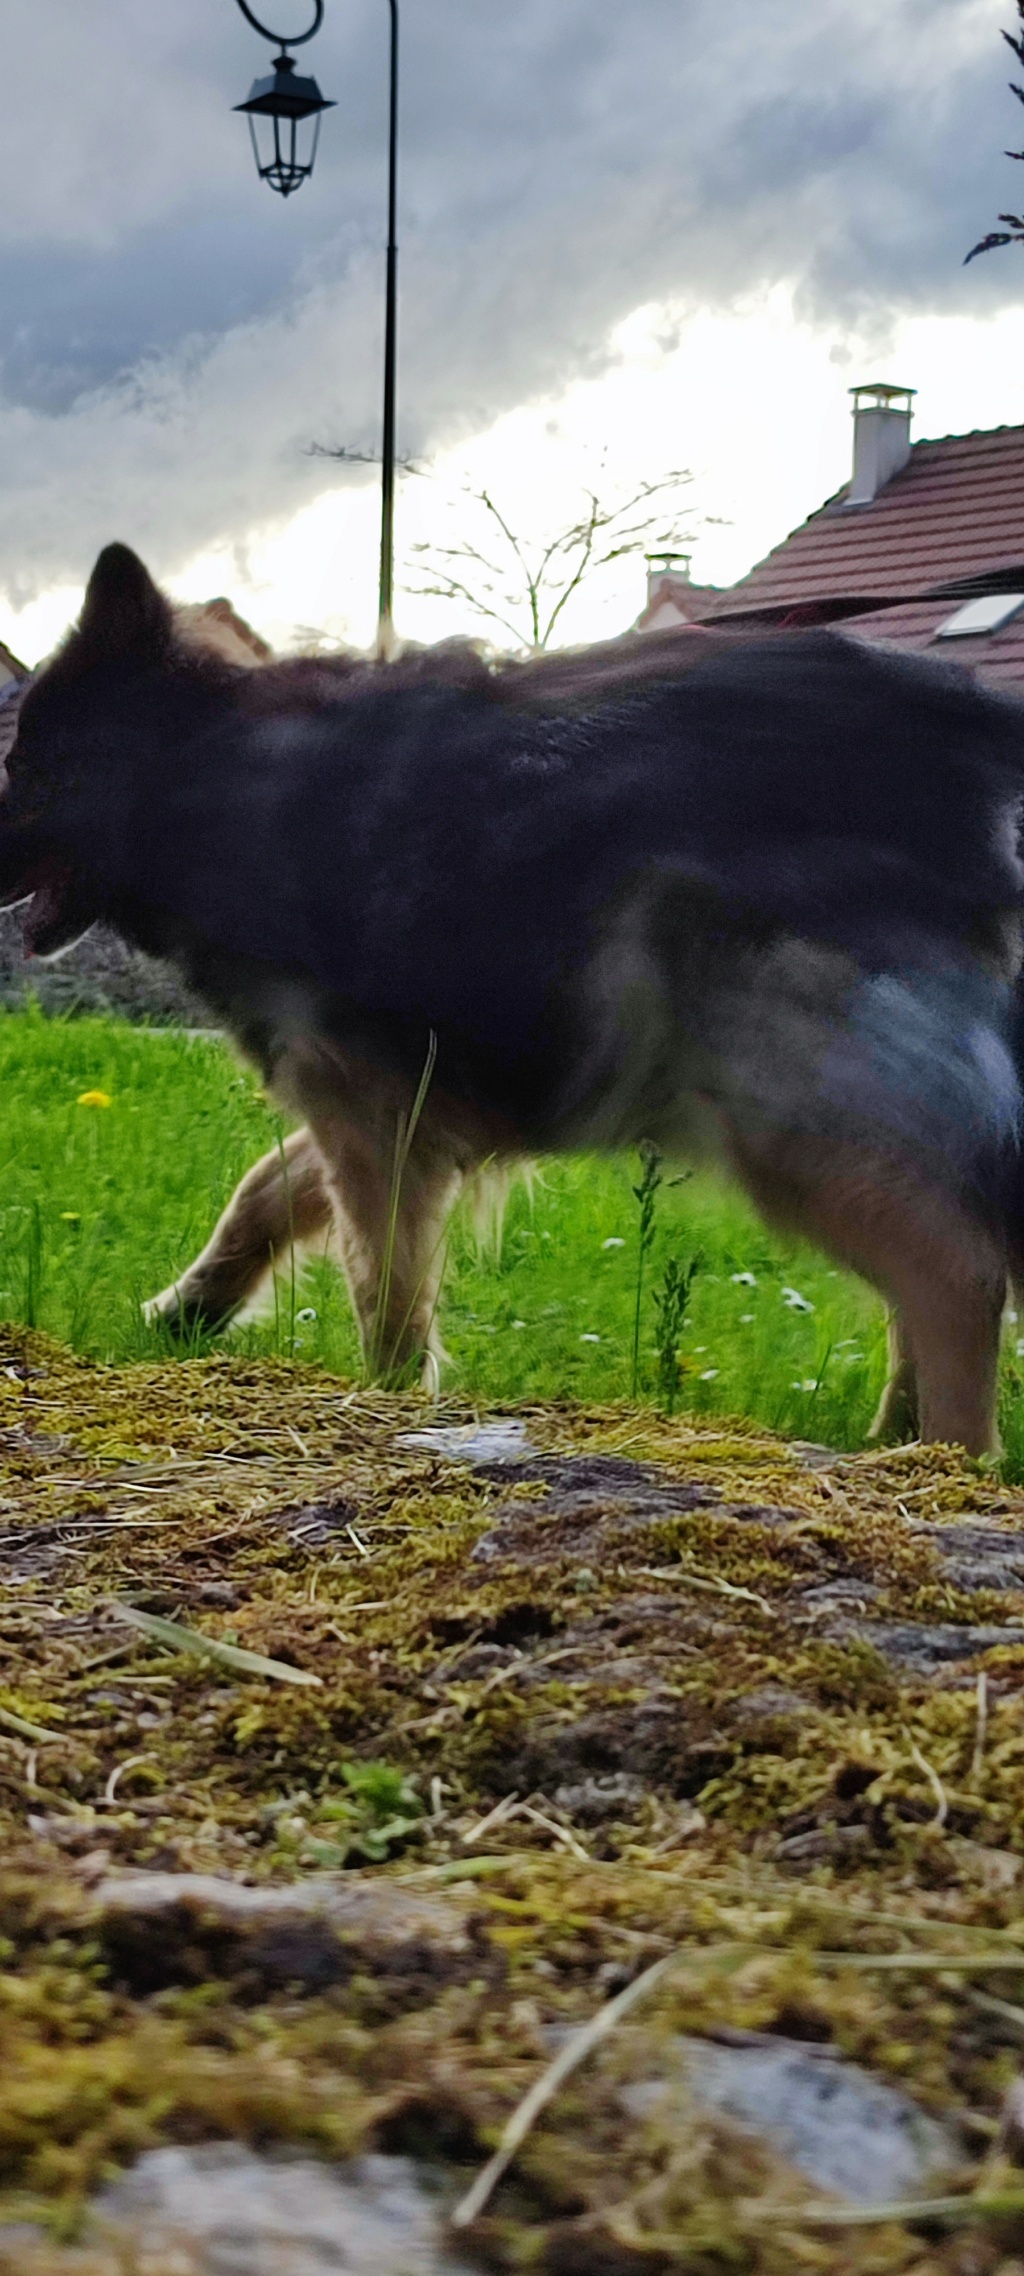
[646,384,1024,693]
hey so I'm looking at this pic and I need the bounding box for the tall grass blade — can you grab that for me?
[108,1602,323,1687]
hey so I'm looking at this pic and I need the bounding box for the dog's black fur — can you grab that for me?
[4,543,1024,1449]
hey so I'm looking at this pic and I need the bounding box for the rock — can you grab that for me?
[94,1871,485,1996]
[2,2144,471,2274]
[398,1419,536,1465]
[553,1774,648,1824]
[911,1521,1024,1594]
[835,1620,1024,1676]
[623,2038,961,2206]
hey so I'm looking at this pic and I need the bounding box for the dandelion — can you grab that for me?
[295,1307,317,1325]
[781,1286,814,1313]
[579,1332,601,1343]
[731,1271,757,1287]
[76,1089,111,1109]
[699,1367,719,1381]
[602,1236,625,1250]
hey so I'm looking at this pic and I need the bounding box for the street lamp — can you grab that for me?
[231,0,401,657]
[233,1,335,200]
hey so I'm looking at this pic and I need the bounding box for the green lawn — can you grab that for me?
[1,1005,1021,1462]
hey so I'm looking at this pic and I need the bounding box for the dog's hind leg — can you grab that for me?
[725,1131,1005,1456]
[145,1128,331,1333]
[867,1312,919,1444]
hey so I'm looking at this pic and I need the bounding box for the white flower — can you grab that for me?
[731,1271,757,1287]
[602,1236,625,1250]
[740,1314,755,1324]
[511,1319,527,1330]
[699,1367,719,1381]
[781,1286,815,1313]
[1016,1338,1024,1359]
[579,1332,601,1344]
[295,1307,317,1325]
[793,1378,819,1393]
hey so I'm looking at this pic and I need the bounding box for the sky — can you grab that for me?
[0,0,1023,663]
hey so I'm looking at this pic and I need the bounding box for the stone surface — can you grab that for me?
[398,1419,535,1465]
[624,2037,961,2205]
[86,2145,468,2274]
[94,1871,483,1995]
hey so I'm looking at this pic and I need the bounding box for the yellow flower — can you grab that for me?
[76,1089,112,1108]
[60,1211,80,1225]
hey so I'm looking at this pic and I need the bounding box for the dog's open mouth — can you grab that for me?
[23,865,74,955]
[0,859,76,956]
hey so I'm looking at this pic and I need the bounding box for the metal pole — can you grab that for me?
[376,0,399,657]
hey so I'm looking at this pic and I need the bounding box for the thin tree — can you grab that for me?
[402,468,696,652]
[966,0,1024,262]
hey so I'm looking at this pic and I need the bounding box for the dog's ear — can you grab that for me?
[75,545,173,666]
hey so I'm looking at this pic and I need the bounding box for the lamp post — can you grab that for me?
[232,0,401,657]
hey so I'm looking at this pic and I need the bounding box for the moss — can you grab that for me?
[4,1329,1024,2264]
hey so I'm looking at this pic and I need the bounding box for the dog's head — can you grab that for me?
[0,544,258,958]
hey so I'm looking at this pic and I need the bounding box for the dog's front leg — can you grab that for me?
[298,1103,463,1388]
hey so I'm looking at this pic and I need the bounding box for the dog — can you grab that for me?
[3,540,1024,1453]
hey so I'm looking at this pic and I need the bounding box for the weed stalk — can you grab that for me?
[630,1142,662,1400]
[653,1250,702,1411]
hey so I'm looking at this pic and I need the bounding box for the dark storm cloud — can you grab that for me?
[0,0,1015,598]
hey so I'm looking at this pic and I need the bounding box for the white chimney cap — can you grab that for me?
[849,382,917,408]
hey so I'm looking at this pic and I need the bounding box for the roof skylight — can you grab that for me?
[935,592,1024,638]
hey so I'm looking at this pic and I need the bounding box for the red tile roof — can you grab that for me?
[686,420,1024,690]
[706,424,1024,620]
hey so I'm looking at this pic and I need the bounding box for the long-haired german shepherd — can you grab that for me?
[3,541,1024,1454]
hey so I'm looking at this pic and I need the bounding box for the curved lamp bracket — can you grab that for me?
[233,0,324,48]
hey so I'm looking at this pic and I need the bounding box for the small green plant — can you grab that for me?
[653,1251,702,1411]
[630,1142,663,1398]
[300,1759,424,1868]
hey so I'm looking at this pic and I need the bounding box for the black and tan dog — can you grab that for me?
[3,541,1024,1453]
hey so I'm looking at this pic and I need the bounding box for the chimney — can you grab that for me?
[847,382,915,506]
[645,550,692,605]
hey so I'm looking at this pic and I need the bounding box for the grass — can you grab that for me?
[3,1001,1024,1463]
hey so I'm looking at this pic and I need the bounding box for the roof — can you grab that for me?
[672,420,1024,691]
[0,638,28,689]
[706,424,1024,624]
[176,598,272,666]
[635,572,723,634]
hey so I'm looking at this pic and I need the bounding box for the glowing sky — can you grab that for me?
[0,0,1021,663]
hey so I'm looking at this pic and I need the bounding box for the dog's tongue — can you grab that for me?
[23,867,70,955]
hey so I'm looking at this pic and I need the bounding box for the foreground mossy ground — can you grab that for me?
[4,1330,1024,2269]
